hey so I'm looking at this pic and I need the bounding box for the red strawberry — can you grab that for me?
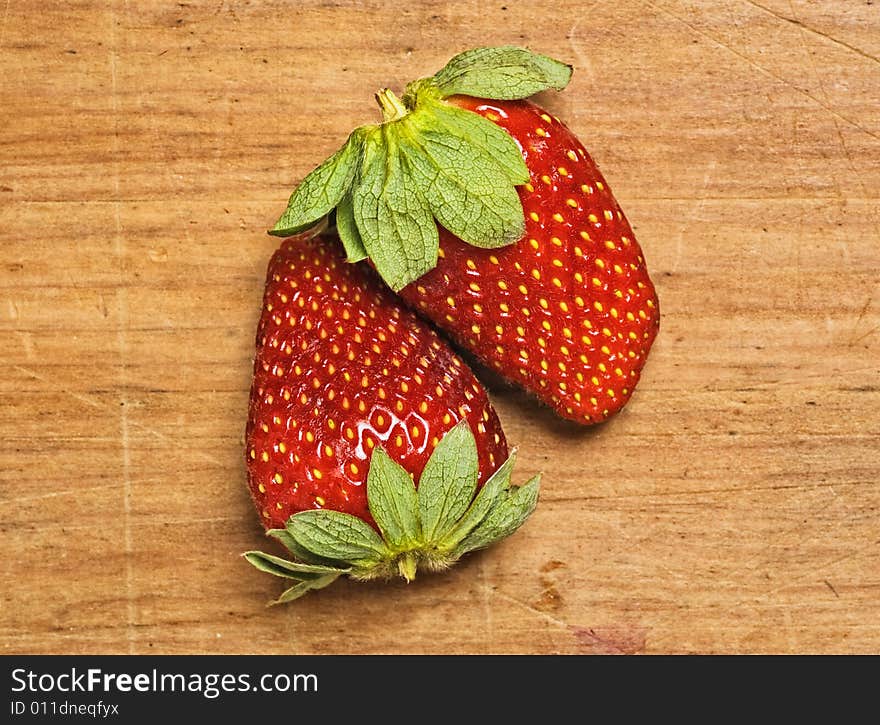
[398,96,659,424]
[268,46,659,426]
[244,232,539,603]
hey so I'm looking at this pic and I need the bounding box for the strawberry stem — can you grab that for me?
[398,552,418,582]
[375,88,409,123]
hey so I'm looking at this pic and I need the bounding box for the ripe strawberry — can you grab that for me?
[398,96,659,424]
[244,232,539,603]
[268,46,659,426]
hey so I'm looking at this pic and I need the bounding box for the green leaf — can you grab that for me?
[430,46,572,101]
[454,473,541,557]
[268,47,575,288]
[243,550,349,580]
[437,449,516,551]
[271,574,341,605]
[398,113,525,249]
[428,101,529,186]
[270,131,363,237]
[366,447,422,550]
[335,192,367,262]
[266,528,323,563]
[351,126,438,291]
[286,509,389,564]
[418,420,479,544]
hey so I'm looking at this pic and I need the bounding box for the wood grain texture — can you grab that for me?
[1,0,878,654]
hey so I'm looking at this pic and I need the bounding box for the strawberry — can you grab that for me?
[397,96,659,424]
[244,232,539,603]
[269,46,659,425]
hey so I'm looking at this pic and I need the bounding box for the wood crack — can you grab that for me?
[742,0,880,66]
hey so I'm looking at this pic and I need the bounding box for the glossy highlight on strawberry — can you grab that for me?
[399,97,660,424]
[245,233,508,531]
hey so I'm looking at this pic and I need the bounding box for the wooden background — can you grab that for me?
[1,0,878,655]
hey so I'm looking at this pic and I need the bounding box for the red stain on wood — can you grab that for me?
[571,626,648,655]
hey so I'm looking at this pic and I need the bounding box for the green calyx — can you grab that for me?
[269,46,572,291]
[244,420,540,604]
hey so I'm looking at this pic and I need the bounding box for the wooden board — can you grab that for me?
[1,0,878,655]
